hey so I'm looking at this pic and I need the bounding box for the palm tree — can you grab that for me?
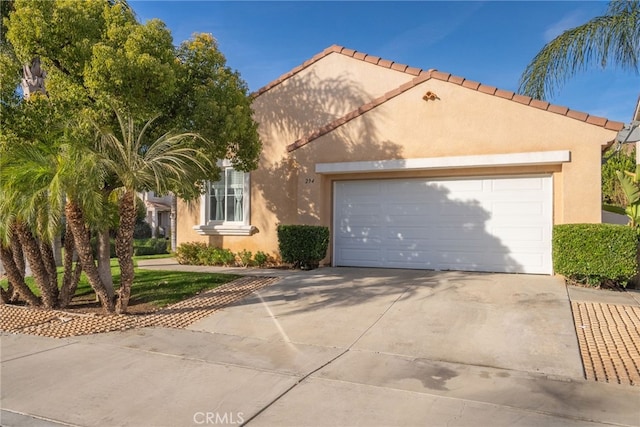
[519,1,639,100]
[0,138,62,309]
[93,108,213,313]
[520,1,640,229]
[0,137,117,311]
[0,201,40,307]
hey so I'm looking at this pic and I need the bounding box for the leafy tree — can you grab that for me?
[2,1,261,313]
[519,1,639,100]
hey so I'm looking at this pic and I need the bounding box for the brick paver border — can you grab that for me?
[572,301,640,386]
[0,276,280,339]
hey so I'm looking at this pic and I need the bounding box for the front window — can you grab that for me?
[194,164,256,236]
[209,168,245,223]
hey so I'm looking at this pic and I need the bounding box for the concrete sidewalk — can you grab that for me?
[2,262,639,426]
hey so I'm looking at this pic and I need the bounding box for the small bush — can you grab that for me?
[237,250,253,267]
[277,224,329,270]
[176,242,208,265]
[192,246,236,266]
[254,251,269,267]
[553,224,638,287]
[217,248,236,266]
[176,242,278,268]
[133,238,168,256]
[133,222,152,239]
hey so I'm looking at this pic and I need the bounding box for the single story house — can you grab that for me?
[177,45,624,275]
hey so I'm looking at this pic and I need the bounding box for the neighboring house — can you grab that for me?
[177,45,623,275]
[140,191,173,238]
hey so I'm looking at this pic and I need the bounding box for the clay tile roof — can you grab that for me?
[252,45,625,151]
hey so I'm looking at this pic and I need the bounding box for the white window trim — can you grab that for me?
[193,161,257,236]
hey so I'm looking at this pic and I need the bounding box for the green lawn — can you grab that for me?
[1,256,239,310]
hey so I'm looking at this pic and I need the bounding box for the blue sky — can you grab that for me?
[130,1,639,123]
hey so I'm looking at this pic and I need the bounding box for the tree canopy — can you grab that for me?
[0,0,261,312]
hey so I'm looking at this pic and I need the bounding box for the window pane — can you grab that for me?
[209,168,244,223]
[226,169,244,222]
[209,179,224,221]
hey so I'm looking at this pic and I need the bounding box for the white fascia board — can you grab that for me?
[315,150,571,174]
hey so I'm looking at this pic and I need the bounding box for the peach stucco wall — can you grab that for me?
[177,52,617,261]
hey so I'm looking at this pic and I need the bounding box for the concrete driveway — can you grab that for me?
[2,267,638,426]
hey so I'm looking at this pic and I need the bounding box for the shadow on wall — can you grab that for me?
[253,69,405,225]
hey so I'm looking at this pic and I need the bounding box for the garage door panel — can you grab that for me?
[334,176,552,274]
[337,202,381,215]
[491,226,545,241]
[491,201,545,216]
[338,230,383,243]
[491,177,544,191]
[387,203,435,216]
[438,180,484,192]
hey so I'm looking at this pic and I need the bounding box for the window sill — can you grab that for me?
[193,224,258,236]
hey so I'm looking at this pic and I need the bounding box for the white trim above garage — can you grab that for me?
[316,150,570,174]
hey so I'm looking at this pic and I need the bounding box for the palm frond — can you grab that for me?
[617,169,640,204]
[519,0,639,99]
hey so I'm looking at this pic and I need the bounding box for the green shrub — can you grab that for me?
[133,238,168,256]
[196,246,216,265]
[254,251,269,267]
[193,246,236,266]
[176,243,277,268]
[553,224,638,287]
[277,224,329,270]
[133,222,152,239]
[176,242,208,265]
[237,250,253,267]
[216,248,236,266]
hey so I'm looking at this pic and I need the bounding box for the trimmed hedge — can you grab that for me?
[133,238,168,256]
[553,224,638,287]
[277,224,329,270]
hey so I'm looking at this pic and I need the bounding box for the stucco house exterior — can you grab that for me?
[177,45,624,275]
[139,191,173,238]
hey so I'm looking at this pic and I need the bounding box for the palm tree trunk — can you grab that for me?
[8,225,26,302]
[39,239,60,303]
[52,234,63,266]
[10,231,25,277]
[115,190,136,314]
[59,222,82,307]
[14,221,57,308]
[65,200,115,313]
[0,242,40,307]
[97,228,115,301]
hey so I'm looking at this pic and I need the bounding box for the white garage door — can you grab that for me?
[333,176,552,274]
